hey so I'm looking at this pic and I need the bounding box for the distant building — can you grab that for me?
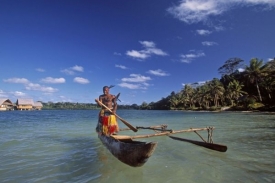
[16,99,34,110]
[33,101,43,110]
[0,98,43,111]
[0,99,14,111]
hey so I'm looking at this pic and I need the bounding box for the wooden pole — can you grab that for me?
[112,127,211,140]
[120,125,168,131]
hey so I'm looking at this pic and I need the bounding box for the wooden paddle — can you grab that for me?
[168,135,227,152]
[95,99,138,132]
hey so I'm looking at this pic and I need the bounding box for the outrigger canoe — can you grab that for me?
[95,99,227,167]
[97,125,227,167]
[98,133,157,167]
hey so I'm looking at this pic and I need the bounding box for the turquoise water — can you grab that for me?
[0,110,274,183]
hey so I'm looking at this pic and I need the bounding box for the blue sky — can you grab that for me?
[1,0,275,105]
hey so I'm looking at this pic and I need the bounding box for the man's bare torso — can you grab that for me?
[99,94,115,109]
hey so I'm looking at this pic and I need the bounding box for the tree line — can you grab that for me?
[140,57,275,111]
[42,102,141,110]
[42,57,275,111]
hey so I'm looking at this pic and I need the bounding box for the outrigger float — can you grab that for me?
[95,99,228,167]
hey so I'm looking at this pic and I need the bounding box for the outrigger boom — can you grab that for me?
[112,127,211,140]
[113,125,227,152]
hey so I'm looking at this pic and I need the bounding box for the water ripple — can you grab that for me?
[1,110,275,182]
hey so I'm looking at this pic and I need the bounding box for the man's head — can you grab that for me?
[103,86,109,94]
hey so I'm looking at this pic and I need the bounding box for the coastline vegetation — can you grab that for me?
[43,57,275,112]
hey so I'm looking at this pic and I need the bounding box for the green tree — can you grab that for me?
[218,57,244,76]
[208,79,225,107]
[140,102,148,110]
[196,84,211,109]
[225,80,247,106]
[169,93,181,109]
[244,58,268,101]
[260,76,274,100]
[181,84,194,107]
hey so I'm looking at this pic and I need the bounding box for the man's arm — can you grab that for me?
[98,95,103,108]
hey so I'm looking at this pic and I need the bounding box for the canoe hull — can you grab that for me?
[98,134,157,167]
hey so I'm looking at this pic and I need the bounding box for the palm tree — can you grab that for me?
[181,85,194,108]
[243,58,269,101]
[260,76,274,100]
[264,58,275,100]
[169,94,181,109]
[197,84,211,108]
[226,80,247,106]
[208,78,225,107]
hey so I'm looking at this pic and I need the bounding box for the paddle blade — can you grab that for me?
[117,116,138,132]
[169,136,227,152]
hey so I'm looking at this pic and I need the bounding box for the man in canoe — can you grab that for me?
[96,85,119,135]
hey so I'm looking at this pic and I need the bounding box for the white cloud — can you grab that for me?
[118,83,147,90]
[147,69,170,76]
[1,90,27,98]
[41,77,66,84]
[119,74,151,90]
[12,91,26,97]
[142,82,150,87]
[61,69,75,75]
[0,90,8,97]
[36,68,45,72]
[167,0,275,24]
[167,0,223,24]
[71,65,84,72]
[3,78,30,84]
[115,64,128,69]
[3,77,58,94]
[243,0,275,6]
[140,41,155,48]
[114,52,122,56]
[214,25,224,31]
[73,77,90,84]
[147,48,168,56]
[121,74,151,83]
[180,50,205,63]
[126,50,149,59]
[126,41,168,60]
[61,65,84,75]
[197,29,212,35]
[202,41,218,46]
[25,83,58,93]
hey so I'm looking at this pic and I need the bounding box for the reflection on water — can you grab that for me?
[0,110,274,182]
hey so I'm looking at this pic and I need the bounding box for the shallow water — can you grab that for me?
[0,110,274,183]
